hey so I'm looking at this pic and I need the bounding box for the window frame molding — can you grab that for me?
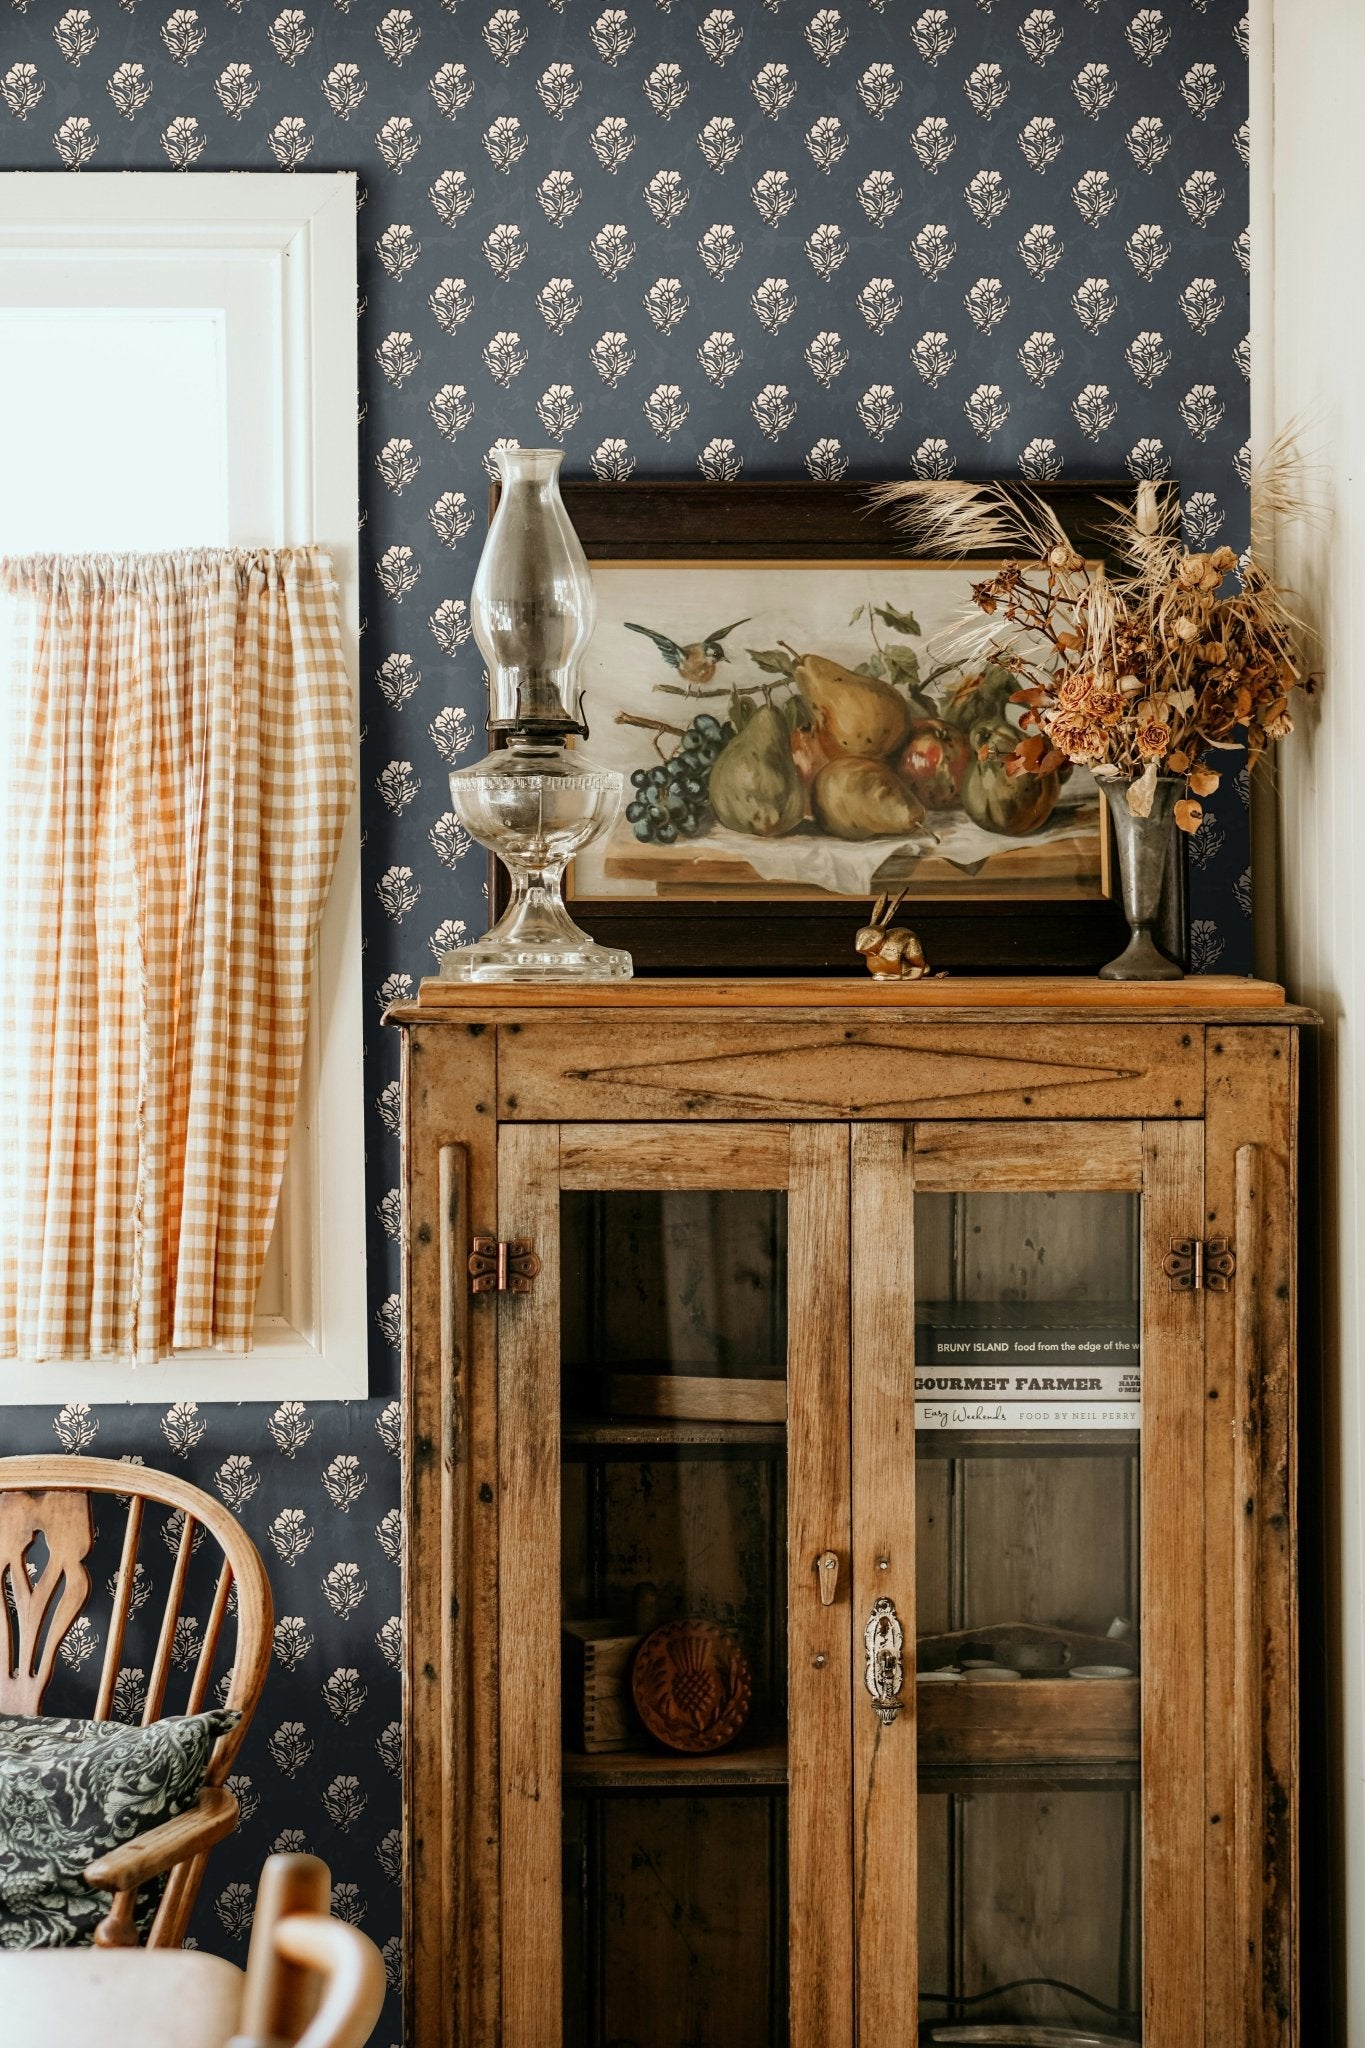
[0,171,367,1402]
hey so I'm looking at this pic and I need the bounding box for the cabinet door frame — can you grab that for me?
[494,1120,855,2048]
[851,1116,1206,2048]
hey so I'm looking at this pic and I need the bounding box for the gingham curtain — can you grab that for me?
[0,549,352,1364]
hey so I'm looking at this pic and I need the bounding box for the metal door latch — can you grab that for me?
[1163,1236,1237,1293]
[468,1236,541,1295]
[864,1594,905,1727]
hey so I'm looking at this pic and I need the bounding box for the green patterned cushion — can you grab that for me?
[0,1708,239,1947]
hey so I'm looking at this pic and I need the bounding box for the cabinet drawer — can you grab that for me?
[497,1018,1204,1120]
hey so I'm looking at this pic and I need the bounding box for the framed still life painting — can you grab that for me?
[494,481,1150,975]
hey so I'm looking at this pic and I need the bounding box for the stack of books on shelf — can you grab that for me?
[915,1300,1141,1433]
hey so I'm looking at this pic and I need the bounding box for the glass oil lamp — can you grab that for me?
[438,448,632,983]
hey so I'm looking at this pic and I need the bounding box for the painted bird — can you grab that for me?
[622,616,752,689]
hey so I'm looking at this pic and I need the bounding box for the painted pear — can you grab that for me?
[708,704,805,838]
[788,650,913,760]
[812,756,925,841]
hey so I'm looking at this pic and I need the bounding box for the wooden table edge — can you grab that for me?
[385,975,1317,1028]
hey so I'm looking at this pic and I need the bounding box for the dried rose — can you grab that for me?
[1046,713,1109,764]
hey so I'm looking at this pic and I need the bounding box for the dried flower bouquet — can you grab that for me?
[873,452,1313,831]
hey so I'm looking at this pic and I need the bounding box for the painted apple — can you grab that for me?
[961,722,1060,836]
[895,718,973,811]
[790,721,837,786]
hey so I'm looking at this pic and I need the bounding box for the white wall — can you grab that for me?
[1266,0,1365,2030]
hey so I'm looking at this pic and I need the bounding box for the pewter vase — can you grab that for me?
[1099,776,1185,982]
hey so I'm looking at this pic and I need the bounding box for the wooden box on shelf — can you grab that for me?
[390,975,1307,2048]
[561,1618,643,1754]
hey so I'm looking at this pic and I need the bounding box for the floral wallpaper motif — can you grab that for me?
[0,2,1249,2038]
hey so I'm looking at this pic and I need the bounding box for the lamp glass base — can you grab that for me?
[439,931,633,984]
[440,740,634,984]
[437,869,632,985]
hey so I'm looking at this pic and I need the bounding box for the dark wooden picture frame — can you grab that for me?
[491,479,1154,977]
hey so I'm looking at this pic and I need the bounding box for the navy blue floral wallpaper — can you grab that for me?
[0,2,1249,2038]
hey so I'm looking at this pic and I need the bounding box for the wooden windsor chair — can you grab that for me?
[0,1454,273,1947]
[1,1854,386,2048]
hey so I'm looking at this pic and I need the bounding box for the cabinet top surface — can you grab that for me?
[385,973,1313,1028]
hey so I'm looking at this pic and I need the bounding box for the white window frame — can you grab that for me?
[0,172,366,1401]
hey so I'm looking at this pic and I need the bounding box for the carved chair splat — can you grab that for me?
[0,1489,95,1714]
[0,1456,274,1949]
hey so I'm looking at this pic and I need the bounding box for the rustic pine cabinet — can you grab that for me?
[390,978,1304,2048]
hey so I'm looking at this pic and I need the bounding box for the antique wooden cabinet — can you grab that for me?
[389,978,1304,2048]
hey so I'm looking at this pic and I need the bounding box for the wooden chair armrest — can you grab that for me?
[275,1915,386,2048]
[225,1908,384,2048]
[82,1787,240,1893]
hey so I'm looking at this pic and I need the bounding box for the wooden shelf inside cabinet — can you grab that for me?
[564,1735,789,1792]
[917,1759,1142,1793]
[570,1372,786,1423]
[916,1429,1141,1459]
[915,1675,1140,1771]
[563,1416,787,1455]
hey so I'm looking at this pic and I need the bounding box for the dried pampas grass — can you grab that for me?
[869,476,1074,563]
[869,449,1319,828]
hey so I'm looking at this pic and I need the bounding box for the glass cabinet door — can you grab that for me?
[853,1121,1205,2048]
[495,1123,854,2048]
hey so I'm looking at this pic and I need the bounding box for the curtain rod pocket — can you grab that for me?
[0,547,337,602]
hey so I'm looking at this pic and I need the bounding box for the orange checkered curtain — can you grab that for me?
[0,549,352,1363]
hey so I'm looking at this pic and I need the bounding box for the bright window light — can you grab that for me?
[0,172,363,1399]
[0,309,228,553]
